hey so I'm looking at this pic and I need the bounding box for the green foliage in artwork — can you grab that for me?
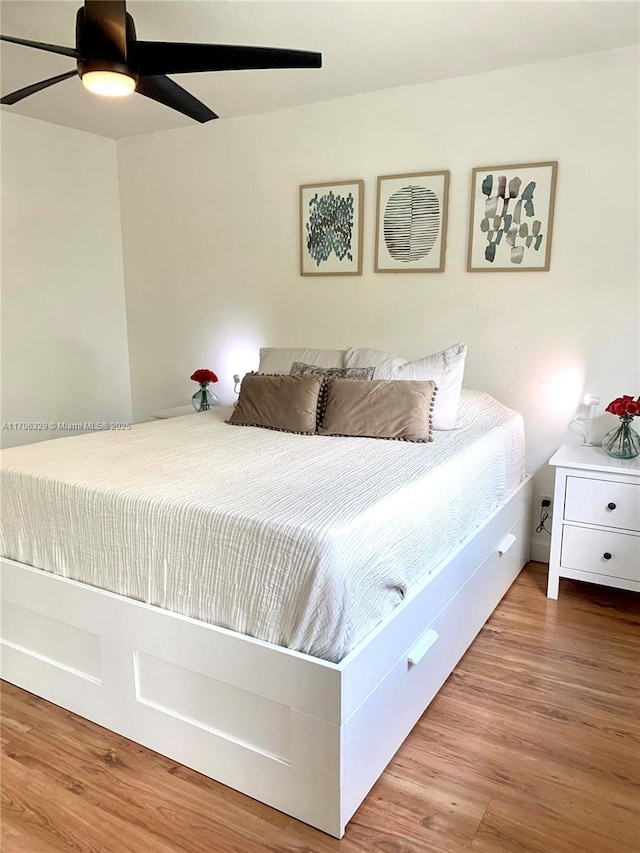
[306,190,355,266]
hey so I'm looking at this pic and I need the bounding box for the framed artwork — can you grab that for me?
[374,171,450,273]
[467,161,558,272]
[299,179,364,276]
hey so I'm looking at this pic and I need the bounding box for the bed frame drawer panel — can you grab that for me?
[1,601,102,681]
[136,652,292,762]
[341,502,530,826]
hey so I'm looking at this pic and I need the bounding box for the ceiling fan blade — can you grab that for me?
[80,0,128,62]
[132,42,322,76]
[0,34,79,59]
[136,75,218,123]
[1,70,78,105]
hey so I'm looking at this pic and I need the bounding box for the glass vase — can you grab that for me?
[601,416,640,459]
[192,383,219,412]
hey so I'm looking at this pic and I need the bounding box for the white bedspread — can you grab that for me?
[0,391,526,662]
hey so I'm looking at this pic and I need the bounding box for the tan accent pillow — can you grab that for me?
[319,378,437,442]
[289,362,376,430]
[227,374,323,435]
[345,343,466,430]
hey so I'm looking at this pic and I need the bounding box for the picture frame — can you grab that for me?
[374,171,450,273]
[467,161,558,272]
[299,179,364,276]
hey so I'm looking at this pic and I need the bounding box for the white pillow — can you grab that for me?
[258,347,346,374]
[345,343,467,430]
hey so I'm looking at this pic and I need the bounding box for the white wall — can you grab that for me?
[1,113,132,447]
[117,47,638,488]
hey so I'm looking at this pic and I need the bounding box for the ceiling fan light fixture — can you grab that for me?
[81,70,136,97]
[1,0,321,122]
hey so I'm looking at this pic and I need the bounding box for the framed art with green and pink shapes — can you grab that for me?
[467,161,558,272]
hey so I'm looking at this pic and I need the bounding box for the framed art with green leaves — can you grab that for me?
[299,180,364,276]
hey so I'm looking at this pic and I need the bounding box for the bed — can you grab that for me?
[0,389,532,837]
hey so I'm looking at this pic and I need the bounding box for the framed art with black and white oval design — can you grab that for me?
[374,171,450,273]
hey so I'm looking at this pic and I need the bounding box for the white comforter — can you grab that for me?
[0,391,525,662]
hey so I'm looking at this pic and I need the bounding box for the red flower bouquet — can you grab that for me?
[190,368,219,411]
[190,368,218,386]
[602,395,640,459]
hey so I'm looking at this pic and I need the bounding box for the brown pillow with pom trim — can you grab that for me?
[227,373,323,435]
[318,378,437,442]
[289,362,375,430]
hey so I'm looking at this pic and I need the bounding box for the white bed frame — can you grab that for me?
[0,476,532,838]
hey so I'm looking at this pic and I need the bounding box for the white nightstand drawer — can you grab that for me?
[565,476,640,533]
[561,525,640,582]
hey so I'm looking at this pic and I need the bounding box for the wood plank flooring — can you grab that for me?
[1,562,638,852]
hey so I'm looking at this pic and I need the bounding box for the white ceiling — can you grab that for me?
[1,0,638,139]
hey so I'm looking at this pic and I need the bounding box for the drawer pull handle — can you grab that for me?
[603,552,612,561]
[497,533,517,556]
[607,502,617,511]
[408,629,439,668]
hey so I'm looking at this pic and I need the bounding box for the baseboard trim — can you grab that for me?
[530,539,551,563]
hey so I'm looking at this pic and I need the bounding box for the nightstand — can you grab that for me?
[151,405,197,419]
[547,445,640,598]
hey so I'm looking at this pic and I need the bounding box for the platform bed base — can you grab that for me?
[0,477,532,838]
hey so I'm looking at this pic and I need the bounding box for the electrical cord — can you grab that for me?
[536,503,552,535]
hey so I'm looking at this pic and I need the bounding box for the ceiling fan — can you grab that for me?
[0,0,322,123]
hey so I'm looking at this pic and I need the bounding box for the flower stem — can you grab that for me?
[603,415,639,458]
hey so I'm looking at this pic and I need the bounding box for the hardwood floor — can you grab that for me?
[1,562,638,852]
